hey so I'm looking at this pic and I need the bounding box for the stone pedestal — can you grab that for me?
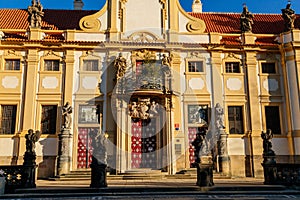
[56,128,72,176]
[217,129,231,176]
[90,160,107,188]
[23,152,37,188]
[196,156,214,187]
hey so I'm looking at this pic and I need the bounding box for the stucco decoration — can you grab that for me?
[79,2,107,32]
[127,31,164,42]
[82,76,98,90]
[226,78,242,91]
[42,77,58,89]
[189,78,205,90]
[263,79,279,92]
[2,76,19,89]
[176,0,206,33]
[186,20,206,33]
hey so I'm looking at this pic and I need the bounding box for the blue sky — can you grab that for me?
[0,0,299,14]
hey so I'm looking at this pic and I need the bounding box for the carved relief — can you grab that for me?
[224,53,241,60]
[129,98,161,120]
[127,31,161,43]
[131,49,156,60]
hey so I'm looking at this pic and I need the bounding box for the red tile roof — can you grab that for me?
[0,9,97,30]
[189,12,300,34]
[0,9,299,35]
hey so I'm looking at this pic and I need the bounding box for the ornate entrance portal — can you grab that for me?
[131,119,157,169]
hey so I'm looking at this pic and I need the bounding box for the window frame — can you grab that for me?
[264,105,282,134]
[225,62,241,73]
[228,106,244,134]
[0,105,17,135]
[187,61,204,73]
[40,105,58,134]
[82,59,100,71]
[44,59,60,71]
[185,58,206,75]
[4,59,21,71]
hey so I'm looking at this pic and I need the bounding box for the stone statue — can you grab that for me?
[62,102,72,129]
[90,129,108,188]
[28,0,44,28]
[161,54,172,67]
[90,129,107,165]
[192,127,207,165]
[240,5,254,33]
[281,2,296,32]
[215,103,225,129]
[25,129,41,154]
[114,55,127,81]
[129,99,151,120]
[261,129,275,157]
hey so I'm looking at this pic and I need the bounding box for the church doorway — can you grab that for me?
[131,119,158,169]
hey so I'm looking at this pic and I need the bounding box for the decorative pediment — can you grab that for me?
[224,53,241,61]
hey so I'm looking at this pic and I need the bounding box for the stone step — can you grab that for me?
[50,169,230,181]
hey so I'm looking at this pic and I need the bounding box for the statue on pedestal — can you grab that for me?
[240,4,254,33]
[261,129,276,164]
[28,0,44,28]
[25,129,41,155]
[90,129,108,188]
[281,2,296,32]
[62,102,72,129]
[161,54,172,67]
[114,55,127,81]
[215,103,225,130]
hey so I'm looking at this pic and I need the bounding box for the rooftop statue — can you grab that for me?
[240,4,254,33]
[281,2,296,31]
[28,0,44,28]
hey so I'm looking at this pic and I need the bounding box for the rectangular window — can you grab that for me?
[188,61,204,72]
[0,105,17,134]
[225,62,240,73]
[41,105,57,134]
[5,59,20,70]
[78,105,98,124]
[188,105,208,124]
[83,60,99,71]
[44,60,59,71]
[265,106,281,134]
[262,63,276,74]
[228,106,244,134]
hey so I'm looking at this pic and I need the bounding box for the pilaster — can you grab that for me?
[63,50,75,103]
[211,52,223,106]
[168,0,179,42]
[245,51,263,177]
[22,49,39,131]
[107,0,118,40]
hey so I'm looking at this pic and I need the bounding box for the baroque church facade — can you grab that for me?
[0,0,299,179]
